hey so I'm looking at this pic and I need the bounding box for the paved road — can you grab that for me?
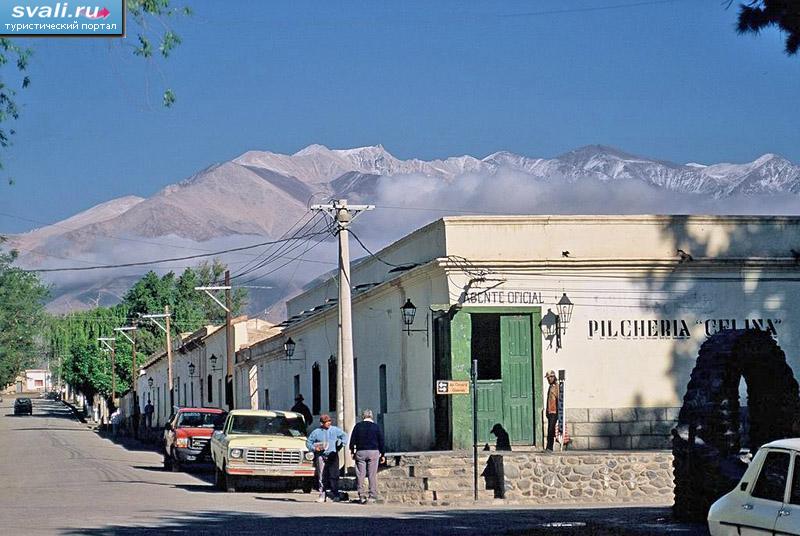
[0,396,709,535]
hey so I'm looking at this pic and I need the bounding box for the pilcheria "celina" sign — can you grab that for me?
[587,317,781,340]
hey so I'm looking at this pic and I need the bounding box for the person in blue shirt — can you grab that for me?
[306,413,348,502]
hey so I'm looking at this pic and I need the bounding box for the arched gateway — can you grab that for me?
[672,329,800,520]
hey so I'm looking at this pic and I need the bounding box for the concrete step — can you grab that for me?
[426,489,497,502]
[413,465,471,478]
[424,477,475,492]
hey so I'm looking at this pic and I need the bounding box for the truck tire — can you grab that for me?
[215,465,227,491]
[170,452,181,473]
[301,479,313,493]
[225,468,237,493]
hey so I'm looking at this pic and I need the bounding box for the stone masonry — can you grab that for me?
[376,450,674,506]
[566,407,681,450]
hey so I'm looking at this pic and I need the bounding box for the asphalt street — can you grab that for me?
[0,396,709,535]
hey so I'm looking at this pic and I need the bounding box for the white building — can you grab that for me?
[240,215,800,452]
[137,317,273,426]
[23,369,50,392]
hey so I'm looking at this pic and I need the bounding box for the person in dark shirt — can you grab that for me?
[490,423,512,451]
[349,409,385,504]
[291,394,313,430]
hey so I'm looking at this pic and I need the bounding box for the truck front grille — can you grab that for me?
[245,449,302,466]
[191,437,209,450]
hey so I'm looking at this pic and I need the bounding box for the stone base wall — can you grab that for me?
[500,451,674,503]
[565,407,681,450]
[377,451,674,506]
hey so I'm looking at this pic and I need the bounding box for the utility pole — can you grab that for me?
[142,307,174,409]
[312,199,374,471]
[225,270,235,411]
[194,281,233,410]
[166,306,173,408]
[98,337,116,404]
[115,325,138,438]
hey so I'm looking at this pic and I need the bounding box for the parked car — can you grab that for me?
[163,407,227,471]
[210,409,314,493]
[708,438,800,535]
[14,398,32,415]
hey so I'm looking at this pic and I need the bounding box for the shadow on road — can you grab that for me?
[59,507,708,535]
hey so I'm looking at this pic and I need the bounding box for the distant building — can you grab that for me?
[137,318,273,426]
[241,215,800,452]
[23,369,50,392]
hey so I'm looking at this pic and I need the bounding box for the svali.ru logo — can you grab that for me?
[12,3,110,19]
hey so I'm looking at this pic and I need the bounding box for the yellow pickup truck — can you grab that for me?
[209,409,315,492]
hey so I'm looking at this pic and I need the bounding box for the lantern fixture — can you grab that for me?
[209,354,222,372]
[400,298,429,340]
[147,377,154,388]
[188,362,197,378]
[284,337,296,358]
[556,293,574,332]
[401,299,417,328]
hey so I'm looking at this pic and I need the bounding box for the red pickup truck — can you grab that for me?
[163,407,227,472]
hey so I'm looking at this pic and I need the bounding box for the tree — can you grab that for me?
[48,259,247,398]
[736,1,800,55]
[0,249,49,387]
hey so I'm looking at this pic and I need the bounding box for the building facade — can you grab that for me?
[246,216,800,452]
[138,318,272,426]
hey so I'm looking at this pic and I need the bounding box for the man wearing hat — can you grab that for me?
[291,394,313,430]
[306,414,348,502]
[545,370,559,451]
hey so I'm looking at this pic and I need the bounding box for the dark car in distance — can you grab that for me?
[163,407,227,471]
[14,398,32,415]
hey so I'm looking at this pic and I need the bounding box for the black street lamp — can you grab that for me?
[401,298,428,337]
[209,354,222,372]
[284,337,296,358]
[188,362,197,378]
[539,292,573,351]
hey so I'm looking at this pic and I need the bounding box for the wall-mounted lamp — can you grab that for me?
[209,354,222,372]
[147,377,154,388]
[284,337,296,358]
[539,292,573,351]
[400,298,429,341]
[283,337,304,361]
[556,293,574,332]
[188,362,197,378]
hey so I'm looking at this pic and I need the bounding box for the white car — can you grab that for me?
[708,438,800,535]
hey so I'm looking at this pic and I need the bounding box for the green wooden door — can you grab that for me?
[501,315,534,444]
[476,380,503,444]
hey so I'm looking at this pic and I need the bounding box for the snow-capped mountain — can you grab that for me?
[5,143,800,314]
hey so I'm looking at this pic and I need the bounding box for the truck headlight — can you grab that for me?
[175,438,189,448]
[304,451,314,461]
[230,448,244,459]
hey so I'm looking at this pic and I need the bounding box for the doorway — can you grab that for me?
[445,307,542,449]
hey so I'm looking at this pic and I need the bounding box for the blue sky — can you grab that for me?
[1,0,797,233]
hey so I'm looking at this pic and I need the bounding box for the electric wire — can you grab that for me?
[23,229,332,273]
[229,213,329,280]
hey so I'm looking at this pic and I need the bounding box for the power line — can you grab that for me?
[24,229,331,273]
[349,229,407,268]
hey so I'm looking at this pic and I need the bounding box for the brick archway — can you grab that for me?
[672,329,800,521]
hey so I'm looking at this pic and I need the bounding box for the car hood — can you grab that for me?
[224,435,307,449]
[176,427,215,438]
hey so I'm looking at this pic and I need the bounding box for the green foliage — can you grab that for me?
[0,250,49,388]
[737,1,800,55]
[48,260,247,398]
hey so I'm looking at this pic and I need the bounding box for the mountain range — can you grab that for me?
[5,143,800,314]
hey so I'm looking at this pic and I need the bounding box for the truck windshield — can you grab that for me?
[177,412,226,429]
[228,415,306,437]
